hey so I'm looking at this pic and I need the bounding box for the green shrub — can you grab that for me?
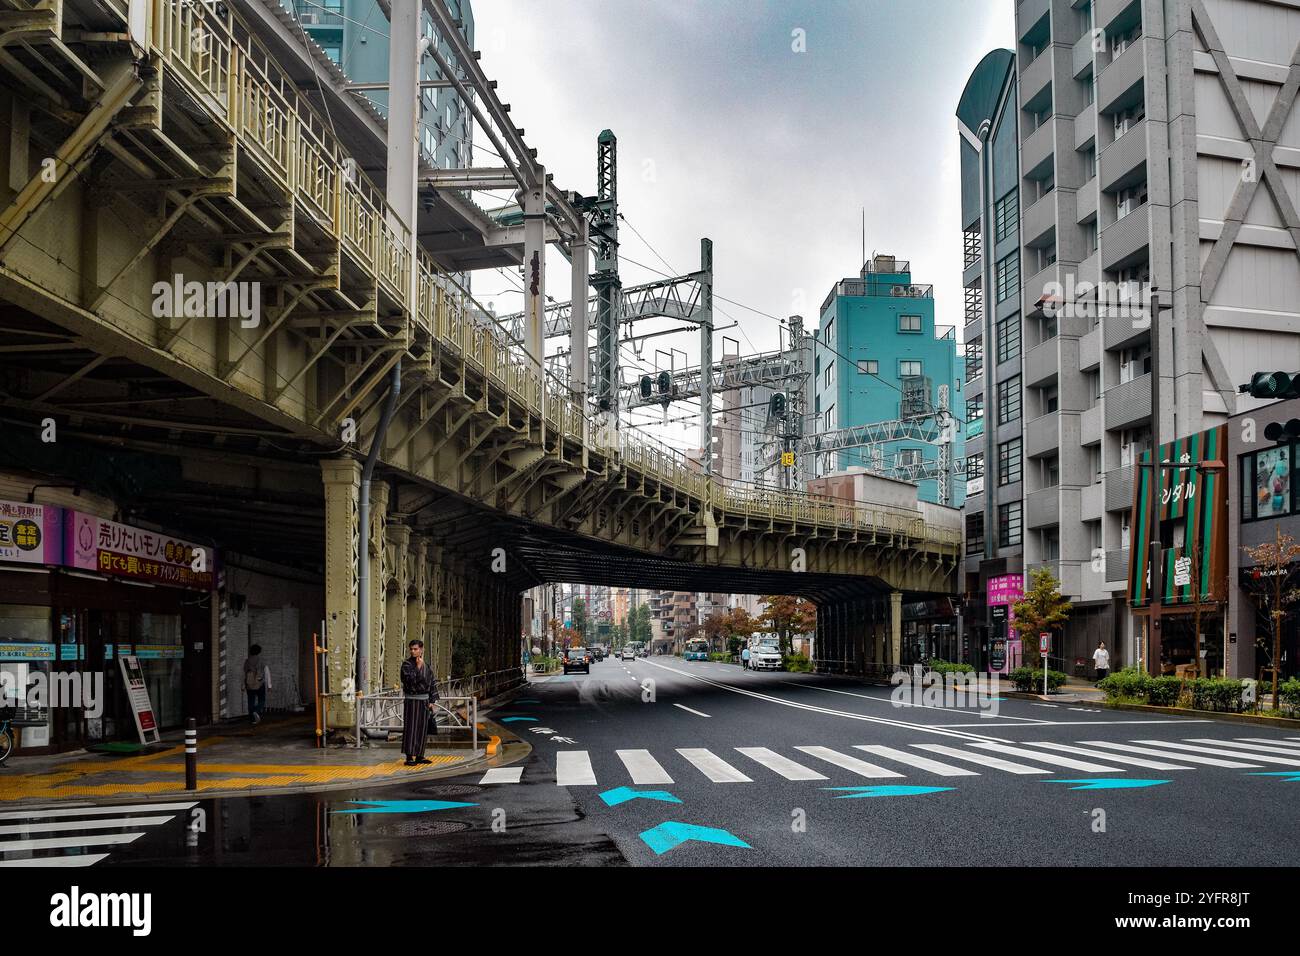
[1010,666,1069,692]
[1097,666,1151,702]
[708,652,732,663]
[1280,678,1300,716]
[926,659,975,675]
[1189,677,1246,713]
[1146,675,1183,707]
[783,653,813,673]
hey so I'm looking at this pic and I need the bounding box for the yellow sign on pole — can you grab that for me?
[781,451,795,468]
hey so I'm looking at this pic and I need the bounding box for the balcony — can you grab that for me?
[1074,103,1097,150]
[1024,262,1060,315]
[1020,48,1054,110]
[1097,38,1144,115]
[1026,487,1061,529]
[1073,31,1096,79]
[1081,479,1104,520]
[1099,118,1147,192]
[1096,0,1138,33]
[1030,559,1082,598]
[1022,193,1057,247]
[1018,0,1050,40]
[1102,293,1151,350]
[1080,403,1102,445]
[1079,322,1101,369]
[1104,464,1136,512]
[1104,548,1131,583]
[1101,204,1150,271]
[1105,372,1152,431]
[1022,117,1056,180]
[1025,411,1060,459]
[1075,181,1098,223]
[1024,338,1058,387]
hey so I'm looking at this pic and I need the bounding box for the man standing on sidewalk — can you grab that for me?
[1092,641,1111,683]
[400,639,437,766]
[243,644,270,724]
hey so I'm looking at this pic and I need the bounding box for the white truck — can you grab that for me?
[745,640,783,671]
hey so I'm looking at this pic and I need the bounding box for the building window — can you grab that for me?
[1113,100,1146,137]
[825,362,835,388]
[999,438,1022,485]
[967,395,984,423]
[899,314,922,333]
[968,453,985,481]
[1119,343,1151,383]
[1116,180,1148,219]
[996,315,1021,364]
[996,253,1020,303]
[900,448,922,467]
[825,318,835,345]
[825,403,836,430]
[857,359,878,375]
[899,359,923,378]
[999,501,1023,547]
[995,189,1019,242]
[1241,444,1297,520]
[1042,385,1058,414]
[966,513,986,555]
[998,376,1022,425]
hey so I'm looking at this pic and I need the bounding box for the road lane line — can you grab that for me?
[676,748,752,783]
[794,746,904,779]
[933,719,1211,727]
[0,802,198,820]
[672,703,711,717]
[782,681,1041,718]
[1021,741,1193,770]
[854,745,979,776]
[1131,740,1300,766]
[912,744,1051,774]
[478,767,524,784]
[555,751,598,786]
[616,749,675,785]
[735,747,828,781]
[1079,741,1261,768]
[968,742,1124,772]
[0,816,175,836]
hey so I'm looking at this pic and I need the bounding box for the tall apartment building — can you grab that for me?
[986,0,1300,669]
[958,50,1026,671]
[812,256,965,507]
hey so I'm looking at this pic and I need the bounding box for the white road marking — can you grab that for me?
[794,745,904,779]
[672,703,711,718]
[1021,741,1193,770]
[1133,740,1300,766]
[0,816,175,836]
[0,802,198,820]
[968,742,1124,772]
[0,833,146,853]
[1235,738,1300,751]
[933,720,1211,727]
[555,751,598,786]
[478,767,524,784]
[1079,741,1261,768]
[1204,739,1300,757]
[1031,703,1059,709]
[616,749,674,785]
[676,748,752,783]
[854,745,979,776]
[785,681,1042,719]
[912,744,1051,774]
[735,747,828,781]
[0,854,108,867]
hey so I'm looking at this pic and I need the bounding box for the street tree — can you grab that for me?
[571,597,588,639]
[759,595,817,655]
[1241,527,1300,710]
[1010,566,1072,669]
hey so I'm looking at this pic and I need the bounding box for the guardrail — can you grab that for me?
[138,0,958,550]
[354,689,478,753]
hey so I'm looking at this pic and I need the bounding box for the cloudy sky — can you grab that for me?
[467,0,1013,399]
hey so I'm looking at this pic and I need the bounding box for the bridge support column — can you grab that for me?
[406,535,430,683]
[365,482,390,694]
[321,459,360,729]
[384,521,411,690]
[889,590,903,666]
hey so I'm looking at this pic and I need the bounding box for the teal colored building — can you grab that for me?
[813,255,965,507]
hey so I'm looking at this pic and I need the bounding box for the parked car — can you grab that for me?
[563,647,592,674]
[746,642,783,671]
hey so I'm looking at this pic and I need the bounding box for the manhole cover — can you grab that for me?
[421,784,482,796]
[388,820,472,837]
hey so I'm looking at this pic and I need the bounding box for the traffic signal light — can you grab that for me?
[1265,419,1300,442]
[656,370,672,395]
[639,375,653,399]
[769,392,786,417]
[1243,372,1300,400]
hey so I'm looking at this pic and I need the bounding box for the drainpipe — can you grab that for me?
[357,361,402,694]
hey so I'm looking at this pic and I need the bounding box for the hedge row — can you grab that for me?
[1098,668,1300,715]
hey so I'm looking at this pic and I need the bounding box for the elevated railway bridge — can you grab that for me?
[0,0,958,728]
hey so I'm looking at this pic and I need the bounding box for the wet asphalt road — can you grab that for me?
[16,656,1300,866]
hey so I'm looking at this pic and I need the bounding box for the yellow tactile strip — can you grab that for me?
[0,738,464,802]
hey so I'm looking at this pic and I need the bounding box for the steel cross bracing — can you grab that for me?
[501,269,708,341]
[623,348,807,409]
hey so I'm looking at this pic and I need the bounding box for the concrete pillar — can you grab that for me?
[321,459,360,728]
[407,534,429,676]
[874,599,885,665]
[365,481,390,694]
[384,522,411,689]
[890,590,903,666]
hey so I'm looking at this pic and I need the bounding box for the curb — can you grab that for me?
[1098,700,1300,728]
[1001,690,1104,704]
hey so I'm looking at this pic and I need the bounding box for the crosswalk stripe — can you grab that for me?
[1236,737,1300,749]
[0,833,146,853]
[0,802,198,821]
[1080,741,1260,768]
[616,749,675,785]
[555,751,598,786]
[0,816,176,837]
[853,744,979,776]
[1022,741,1193,770]
[676,748,752,783]
[1134,740,1300,766]
[1210,739,1300,756]
[968,742,1124,772]
[794,745,904,779]
[912,744,1052,774]
[735,747,828,781]
[0,854,109,867]
[478,767,524,784]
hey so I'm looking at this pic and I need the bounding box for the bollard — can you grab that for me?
[185,718,197,791]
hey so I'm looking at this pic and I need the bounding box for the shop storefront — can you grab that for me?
[985,573,1023,676]
[900,598,959,666]
[0,500,214,755]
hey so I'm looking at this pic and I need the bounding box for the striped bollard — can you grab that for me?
[185,718,197,791]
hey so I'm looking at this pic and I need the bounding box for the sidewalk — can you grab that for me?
[0,713,501,806]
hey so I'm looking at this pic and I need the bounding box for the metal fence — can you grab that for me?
[354,690,478,754]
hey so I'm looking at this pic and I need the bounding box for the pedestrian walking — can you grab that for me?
[243,644,271,724]
[741,643,751,670]
[400,639,438,766]
[1092,640,1110,683]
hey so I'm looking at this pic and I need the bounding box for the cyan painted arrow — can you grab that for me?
[639,821,750,855]
[823,785,954,799]
[1249,771,1300,782]
[599,786,682,807]
[331,799,478,814]
[1046,778,1170,790]
[499,716,537,723]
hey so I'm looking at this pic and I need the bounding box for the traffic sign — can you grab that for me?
[781,451,795,468]
[1039,633,1050,654]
